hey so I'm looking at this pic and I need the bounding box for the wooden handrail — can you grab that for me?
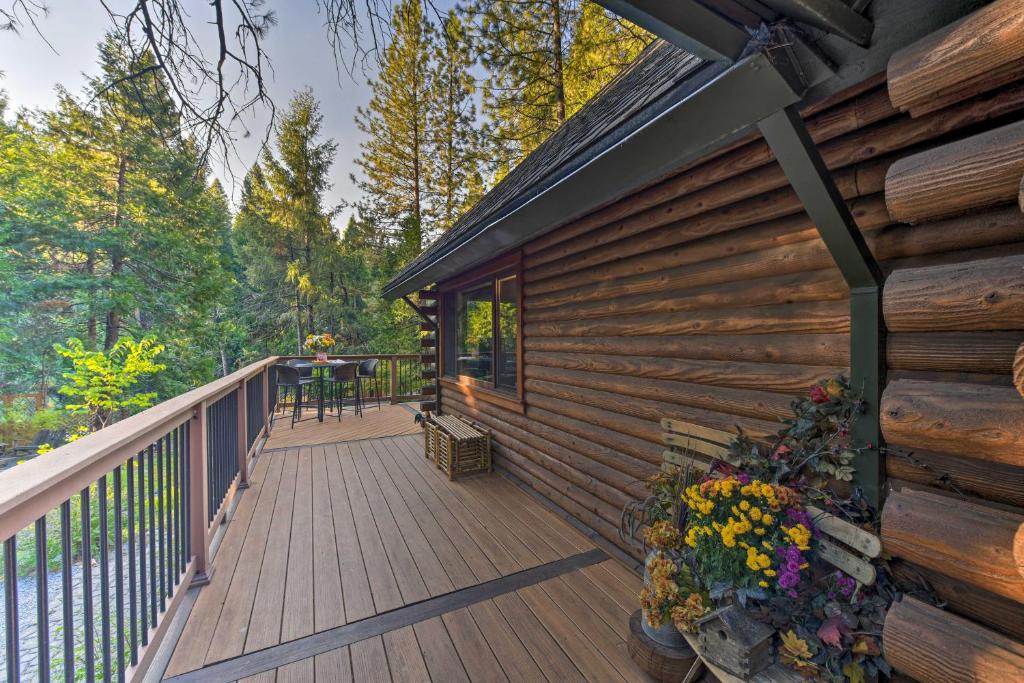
[0,356,279,541]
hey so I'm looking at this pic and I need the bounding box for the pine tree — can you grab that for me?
[427,14,482,233]
[234,89,343,354]
[353,0,435,255]
[463,0,650,175]
[0,34,237,394]
[463,0,576,171]
[564,2,652,116]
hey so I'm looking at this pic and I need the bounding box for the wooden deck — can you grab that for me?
[162,423,655,682]
[262,403,421,450]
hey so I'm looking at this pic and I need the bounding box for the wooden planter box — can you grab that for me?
[424,415,491,480]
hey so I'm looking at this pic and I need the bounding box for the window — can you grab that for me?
[456,284,494,382]
[444,270,519,393]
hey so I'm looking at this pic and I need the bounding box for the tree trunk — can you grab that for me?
[85,251,97,350]
[551,0,566,123]
[220,347,228,376]
[104,155,128,350]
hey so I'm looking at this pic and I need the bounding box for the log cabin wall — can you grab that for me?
[439,2,1024,676]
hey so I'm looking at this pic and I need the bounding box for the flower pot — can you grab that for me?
[316,352,328,362]
[642,551,690,648]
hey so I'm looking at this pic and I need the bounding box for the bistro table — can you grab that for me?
[289,359,360,422]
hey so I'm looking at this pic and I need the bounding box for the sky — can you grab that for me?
[0,1,446,220]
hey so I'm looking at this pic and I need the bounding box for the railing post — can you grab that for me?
[236,379,249,490]
[262,366,271,434]
[390,356,399,404]
[189,402,213,586]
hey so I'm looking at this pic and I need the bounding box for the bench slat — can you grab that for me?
[817,538,877,585]
[662,434,732,460]
[660,418,734,446]
[806,506,882,558]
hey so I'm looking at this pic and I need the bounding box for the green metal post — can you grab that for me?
[758,105,886,507]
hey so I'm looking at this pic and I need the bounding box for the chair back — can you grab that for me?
[332,362,357,381]
[286,358,313,377]
[358,358,379,377]
[274,363,302,386]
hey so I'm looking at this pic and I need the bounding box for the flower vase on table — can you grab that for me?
[303,333,336,362]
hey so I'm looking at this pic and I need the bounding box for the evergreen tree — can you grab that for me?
[0,34,236,398]
[234,89,343,354]
[463,0,649,175]
[463,0,576,172]
[352,0,435,254]
[427,14,482,233]
[563,2,651,116]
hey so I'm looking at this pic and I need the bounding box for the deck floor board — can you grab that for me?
[164,420,654,682]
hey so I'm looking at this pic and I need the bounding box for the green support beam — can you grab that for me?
[758,105,885,507]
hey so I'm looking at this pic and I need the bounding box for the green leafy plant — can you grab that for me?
[727,376,870,514]
[54,335,166,429]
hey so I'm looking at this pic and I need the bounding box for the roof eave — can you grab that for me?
[381,50,806,299]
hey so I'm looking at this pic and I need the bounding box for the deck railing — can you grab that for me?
[0,352,422,682]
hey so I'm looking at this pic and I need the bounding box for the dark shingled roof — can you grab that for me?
[385,40,707,292]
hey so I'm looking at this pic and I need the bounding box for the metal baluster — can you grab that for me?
[167,436,176,593]
[126,459,137,666]
[35,517,50,683]
[60,501,73,683]
[4,535,19,683]
[147,445,157,625]
[113,466,125,680]
[156,439,166,613]
[81,486,95,681]
[137,452,148,644]
[98,476,112,683]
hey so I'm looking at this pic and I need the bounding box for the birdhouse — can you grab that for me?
[695,605,774,679]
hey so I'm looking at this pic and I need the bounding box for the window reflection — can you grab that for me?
[496,275,518,389]
[456,283,494,382]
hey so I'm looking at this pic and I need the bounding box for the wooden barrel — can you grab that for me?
[628,609,700,682]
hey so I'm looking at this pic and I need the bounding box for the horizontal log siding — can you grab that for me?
[436,77,1024,636]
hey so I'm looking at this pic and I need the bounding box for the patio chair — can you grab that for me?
[324,362,361,420]
[356,358,382,411]
[272,364,314,429]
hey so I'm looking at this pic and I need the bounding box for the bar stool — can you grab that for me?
[324,363,361,420]
[271,364,314,428]
[357,358,382,411]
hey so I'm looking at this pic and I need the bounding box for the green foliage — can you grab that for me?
[353,0,436,247]
[233,89,347,355]
[463,0,651,173]
[53,335,166,428]
[728,376,867,508]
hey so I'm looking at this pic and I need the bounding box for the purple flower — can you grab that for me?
[834,571,857,599]
[737,473,751,484]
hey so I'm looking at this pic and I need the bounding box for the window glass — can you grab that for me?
[496,275,518,389]
[456,283,494,382]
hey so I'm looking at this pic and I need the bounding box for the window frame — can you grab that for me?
[438,251,524,412]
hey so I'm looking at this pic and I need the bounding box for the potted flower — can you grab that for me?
[303,333,336,362]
